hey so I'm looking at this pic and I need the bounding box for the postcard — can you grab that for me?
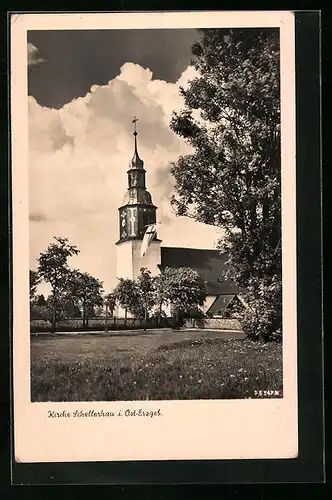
[11,10,297,464]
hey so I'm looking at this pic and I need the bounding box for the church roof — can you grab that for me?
[207,294,235,315]
[160,247,242,296]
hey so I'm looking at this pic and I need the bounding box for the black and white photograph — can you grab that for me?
[27,24,284,403]
[11,11,298,464]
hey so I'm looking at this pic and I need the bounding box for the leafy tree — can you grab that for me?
[105,292,117,317]
[30,293,49,321]
[135,267,156,330]
[113,278,140,326]
[170,28,281,340]
[37,237,79,332]
[103,292,117,330]
[152,273,169,324]
[36,294,46,307]
[67,270,104,327]
[161,267,206,328]
[29,269,40,302]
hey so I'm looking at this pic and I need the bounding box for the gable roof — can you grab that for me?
[160,247,242,296]
[207,294,235,315]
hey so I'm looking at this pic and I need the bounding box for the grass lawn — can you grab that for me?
[31,329,283,401]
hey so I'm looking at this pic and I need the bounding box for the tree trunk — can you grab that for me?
[82,298,87,328]
[105,303,108,333]
[158,302,162,325]
[51,290,57,333]
[172,307,180,330]
[124,308,127,327]
[51,308,56,333]
[144,301,147,331]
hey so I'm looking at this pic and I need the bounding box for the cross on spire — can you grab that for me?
[132,116,139,155]
[132,116,138,136]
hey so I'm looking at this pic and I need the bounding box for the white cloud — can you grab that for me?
[29,62,222,293]
[28,43,45,66]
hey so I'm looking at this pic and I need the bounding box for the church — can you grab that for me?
[115,120,244,319]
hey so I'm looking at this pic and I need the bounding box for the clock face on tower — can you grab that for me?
[120,211,127,239]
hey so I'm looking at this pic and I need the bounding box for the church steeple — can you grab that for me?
[131,116,144,170]
[116,118,157,243]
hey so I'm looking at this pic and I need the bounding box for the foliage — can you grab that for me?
[241,277,282,342]
[112,269,156,326]
[31,335,282,401]
[170,28,281,340]
[112,267,206,328]
[152,273,169,323]
[37,237,79,332]
[113,277,141,324]
[105,292,117,317]
[136,267,155,326]
[30,294,51,321]
[67,270,104,327]
[160,267,206,327]
[29,269,40,301]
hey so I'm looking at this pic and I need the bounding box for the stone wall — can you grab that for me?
[184,318,242,331]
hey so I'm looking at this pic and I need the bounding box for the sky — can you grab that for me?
[28,29,222,294]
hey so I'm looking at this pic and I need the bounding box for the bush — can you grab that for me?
[240,278,282,342]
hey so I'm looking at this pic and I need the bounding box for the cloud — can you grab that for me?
[29,62,221,292]
[28,43,45,66]
[29,211,47,222]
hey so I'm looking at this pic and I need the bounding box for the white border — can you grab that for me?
[11,11,297,463]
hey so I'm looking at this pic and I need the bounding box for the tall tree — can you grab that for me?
[68,270,104,328]
[37,237,79,332]
[29,269,40,302]
[170,28,281,340]
[161,267,206,328]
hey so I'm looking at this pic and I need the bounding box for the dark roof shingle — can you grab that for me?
[160,247,241,296]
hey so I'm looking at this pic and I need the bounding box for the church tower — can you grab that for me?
[115,118,162,280]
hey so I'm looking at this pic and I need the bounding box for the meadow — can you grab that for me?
[31,329,283,401]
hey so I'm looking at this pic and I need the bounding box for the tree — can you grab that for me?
[152,273,169,324]
[29,269,40,302]
[104,292,117,331]
[136,267,155,330]
[161,267,206,328]
[67,270,104,328]
[30,293,49,321]
[37,237,79,332]
[113,278,140,326]
[104,292,117,317]
[170,28,281,340]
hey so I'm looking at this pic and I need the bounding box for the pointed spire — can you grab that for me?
[133,116,138,152]
[131,117,144,169]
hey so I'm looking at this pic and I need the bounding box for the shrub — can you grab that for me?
[240,278,282,342]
